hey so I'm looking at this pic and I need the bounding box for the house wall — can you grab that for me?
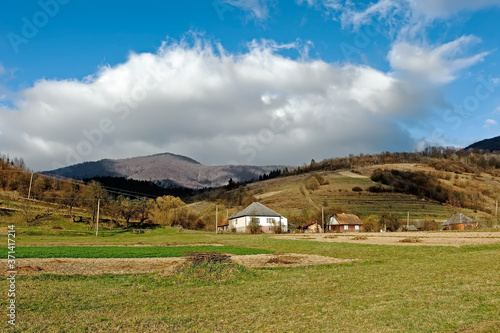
[445,223,478,230]
[326,225,361,233]
[229,216,288,233]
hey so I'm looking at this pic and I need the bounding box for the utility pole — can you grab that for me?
[27,172,33,199]
[321,207,324,233]
[95,199,100,237]
[495,200,498,228]
[215,205,218,234]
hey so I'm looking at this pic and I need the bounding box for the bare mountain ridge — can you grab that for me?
[46,153,287,189]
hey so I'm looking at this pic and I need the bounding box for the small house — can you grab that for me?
[326,213,363,233]
[441,213,477,230]
[217,219,229,232]
[398,225,418,232]
[298,222,323,233]
[228,202,287,233]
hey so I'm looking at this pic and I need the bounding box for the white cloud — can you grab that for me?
[0,38,424,171]
[484,118,498,127]
[409,0,500,19]
[221,0,275,21]
[388,36,489,84]
[494,106,500,115]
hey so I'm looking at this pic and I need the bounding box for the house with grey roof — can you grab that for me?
[228,202,287,233]
[441,213,477,230]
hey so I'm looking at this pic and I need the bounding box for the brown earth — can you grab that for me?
[1,253,352,276]
[275,231,500,247]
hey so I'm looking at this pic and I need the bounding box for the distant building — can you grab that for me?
[398,225,419,232]
[298,222,323,233]
[441,213,477,230]
[228,202,287,233]
[326,213,363,233]
[217,219,229,232]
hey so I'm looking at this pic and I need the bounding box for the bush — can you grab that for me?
[305,176,320,191]
[248,218,261,234]
[423,220,439,231]
[352,186,363,192]
[368,185,387,193]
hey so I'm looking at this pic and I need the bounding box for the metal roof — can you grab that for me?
[327,213,363,225]
[442,213,475,226]
[229,202,282,220]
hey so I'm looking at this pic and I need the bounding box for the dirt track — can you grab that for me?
[275,231,500,247]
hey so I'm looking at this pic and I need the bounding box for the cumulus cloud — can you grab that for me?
[0,38,425,171]
[388,36,490,84]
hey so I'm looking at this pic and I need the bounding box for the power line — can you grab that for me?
[1,169,163,200]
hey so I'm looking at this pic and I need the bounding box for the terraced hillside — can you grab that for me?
[190,162,497,227]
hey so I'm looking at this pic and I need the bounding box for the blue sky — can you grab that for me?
[0,0,499,171]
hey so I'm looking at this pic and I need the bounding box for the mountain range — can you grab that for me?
[45,153,287,189]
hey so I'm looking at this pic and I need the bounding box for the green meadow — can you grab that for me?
[1,228,499,332]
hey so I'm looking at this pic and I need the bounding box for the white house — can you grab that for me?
[228,202,288,233]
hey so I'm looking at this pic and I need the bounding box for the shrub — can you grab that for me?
[352,186,363,192]
[248,217,261,234]
[305,176,320,191]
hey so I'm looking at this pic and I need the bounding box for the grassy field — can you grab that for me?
[1,230,499,332]
[14,245,273,258]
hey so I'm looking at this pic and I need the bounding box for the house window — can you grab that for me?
[355,225,359,230]
[267,218,275,224]
[251,218,260,224]
[344,225,348,230]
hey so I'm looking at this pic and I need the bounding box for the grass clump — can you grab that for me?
[400,237,422,243]
[352,235,368,240]
[172,251,253,285]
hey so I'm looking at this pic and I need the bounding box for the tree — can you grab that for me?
[379,213,401,232]
[117,196,140,228]
[362,215,379,232]
[149,195,187,226]
[80,181,108,230]
[137,197,154,225]
[61,182,81,219]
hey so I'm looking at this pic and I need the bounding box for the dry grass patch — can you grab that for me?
[352,235,368,240]
[400,237,422,243]
[265,252,298,265]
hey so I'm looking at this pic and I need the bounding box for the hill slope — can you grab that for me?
[189,162,499,228]
[45,153,286,189]
[466,136,500,152]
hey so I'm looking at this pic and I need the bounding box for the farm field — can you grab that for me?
[1,230,499,332]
